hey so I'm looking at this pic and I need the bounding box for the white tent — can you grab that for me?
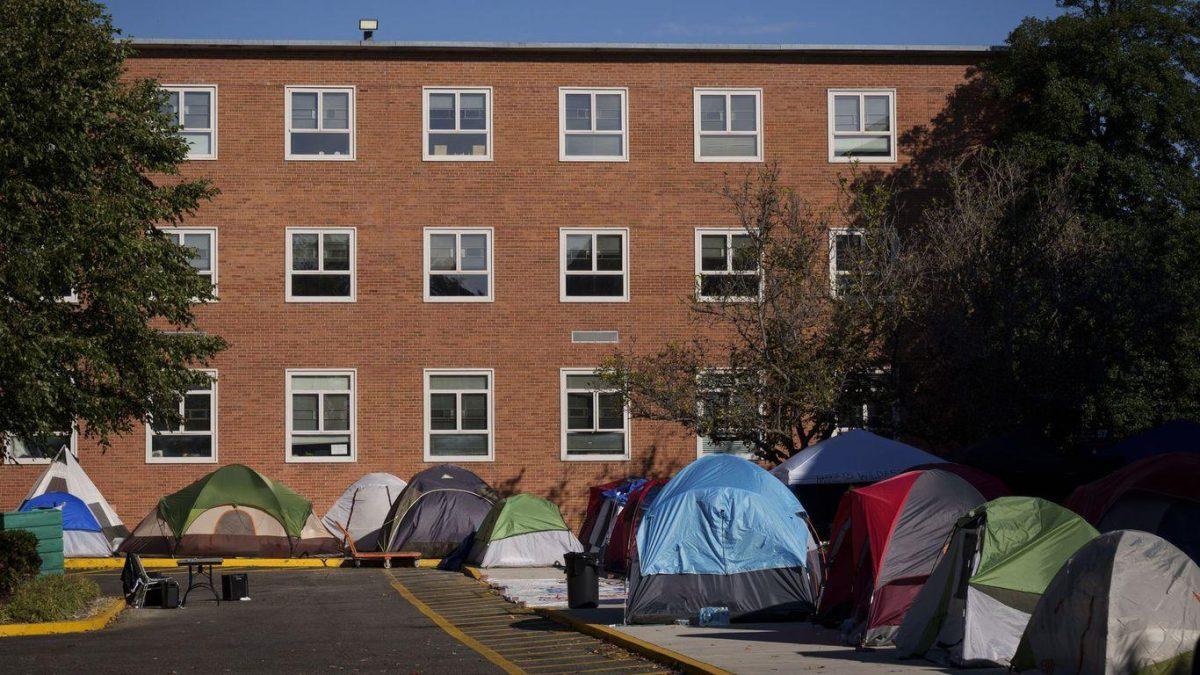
[322,472,407,550]
[23,449,128,552]
[770,429,944,486]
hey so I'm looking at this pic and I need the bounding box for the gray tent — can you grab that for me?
[379,465,497,557]
[322,472,407,550]
[1013,530,1199,675]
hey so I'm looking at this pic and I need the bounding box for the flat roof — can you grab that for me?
[128,38,999,56]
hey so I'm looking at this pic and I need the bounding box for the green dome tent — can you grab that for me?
[119,464,340,557]
[467,494,582,567]
[894,497,1098,668]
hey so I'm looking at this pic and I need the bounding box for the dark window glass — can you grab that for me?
[700,274,760,298]
[430,393,457,430]
[566,275,623,297]
[291,274,351,297]
[567,392,593,430]
[430,274,488,297]
[565,235,593,271]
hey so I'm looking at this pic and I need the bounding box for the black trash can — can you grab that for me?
[563,552,599,609]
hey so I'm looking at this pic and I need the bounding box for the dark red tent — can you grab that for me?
[603,479,667,576]
[578,479,626,551]
[819,465,1009,646]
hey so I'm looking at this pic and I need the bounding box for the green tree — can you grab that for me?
[0,0,225,455]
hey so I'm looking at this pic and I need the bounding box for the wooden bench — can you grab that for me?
[335,523,421,569]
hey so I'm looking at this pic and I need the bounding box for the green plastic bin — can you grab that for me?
[1,509,64,576]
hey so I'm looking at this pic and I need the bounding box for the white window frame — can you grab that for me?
[285,368,357,463]
[694,228,762,303]
[693,88,763,163]
[827,89,897,164]
[558,87,629,162]
[828,227,865,297]
[146,369,218,464]
[560,368,630,462]
[422,87,494,162]
[423,228,494,303]
[559,228,629,303]
[4,428,78,465]
[423,369,495,463]
[161,227,218,299]
[161,84,218,160]
[284,86,356,161]
[285,227,356,303]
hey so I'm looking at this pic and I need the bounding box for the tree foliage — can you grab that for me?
[0,0,225,452]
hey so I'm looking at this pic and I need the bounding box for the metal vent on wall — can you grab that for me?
[572,330,619,344]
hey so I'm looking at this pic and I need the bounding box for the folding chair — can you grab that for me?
[121,553,179,608]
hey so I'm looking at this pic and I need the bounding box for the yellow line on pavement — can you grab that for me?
[385,571,524,675]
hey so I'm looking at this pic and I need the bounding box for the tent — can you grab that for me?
[1093,419,1200,464]
[1065,452,1200,561]
[961,430,1077,501]
[19,491,114,557]
[322,472,407,551]
[379,464,498,557]
[770,429,945,534]
[23,449,128,548]
[820,465,1008,646]
[626,455,816,624]
[119,464,340,557]
[467,494,583,567]
[603,479,668,576]
[1012,530,1199,675]
[894,497,1098,667]
[578,478,644,554]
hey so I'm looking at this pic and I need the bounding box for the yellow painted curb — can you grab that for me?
[416,558,442,568]
[0,597,125,638]
[536,608,732,675]
[65,557,341,571]
[462,565,485,580]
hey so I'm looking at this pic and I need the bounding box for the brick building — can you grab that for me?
[1,39,986,528]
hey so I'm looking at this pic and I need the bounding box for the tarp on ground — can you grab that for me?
[468,494,583,567]
[380,464,497,557]
[19,491,113,557]
[770,430,944,487]
[23,448,128,545]
[322,472,407,550]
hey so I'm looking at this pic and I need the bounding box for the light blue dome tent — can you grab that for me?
[625,454,818,624]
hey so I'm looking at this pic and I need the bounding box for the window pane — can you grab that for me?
[430,234,457,271]
[10,434,71,460]
[460,393,487,430]
[430,434,488,456]
[834,95,860,132]
[460,234,488,271]
[428,133,488,157]
[430,273,488,297]
[564,134,623,157]
[290,132,350,156]
[324,393,350,431]
[595,235,622,271]
[430,374,489,390]
[429,93,455,130]
[833,135,891,157]
[699,135,757,157]
[595,94,622,131]
[183,91,210,129]
[566,274,623,297]
[292,393,319,431]
[835,233,864,272]
[183,393,211,432]
[292,234,319,271]
[701,274,760,298]
[564,93,592,131]
[430,393,457,430]
[151,435,212,459]
[291,434,351,457]
[597,393,624,430]
[567,432,625,454]
[322,92,349,130]
[565,235,593,271]
[729,95,756,132]
[459,93,486,131]
[163,91,180,122]
[700,235,728,272]
[864,95,890,132]
[291,274,351,297]
[182,233,211,271]
[291,92,318,130]
[731,235,758,271]
[323,234,351,271]
[567,392,594,430]
[700,95,726,132]
[181,132,212,156]
[566,374,604,389]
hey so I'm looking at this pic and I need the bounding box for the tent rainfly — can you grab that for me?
[468,494,583,567]
[1012,530,1200,675]
[578,478,644,555]
[1092,419,1200,464]
[22,449,128,549]
[322,472,407,550]
[19,491,114,557]
[379,464,498,557]
[894,497,1099,667]
[603,479,668,577]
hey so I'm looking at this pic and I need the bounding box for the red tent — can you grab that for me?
[603,479,668,576]
[578,479,626,550]
[819,465,1008,646]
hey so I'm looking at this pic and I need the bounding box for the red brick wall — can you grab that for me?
[0,47,978,529]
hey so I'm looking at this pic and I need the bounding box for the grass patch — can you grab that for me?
[0,575,101,624]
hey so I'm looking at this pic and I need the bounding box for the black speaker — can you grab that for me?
[145,582,179,609]
[222,573,249,601]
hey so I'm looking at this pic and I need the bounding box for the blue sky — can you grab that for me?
[102,1,1064,46]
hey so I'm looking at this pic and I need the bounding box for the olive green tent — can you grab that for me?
[894,496,1099,667]
[468,494,582,567]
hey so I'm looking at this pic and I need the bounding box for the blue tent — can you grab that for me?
[1095,419,1200,463]
[20,491,113,557]
[626,454,817,623]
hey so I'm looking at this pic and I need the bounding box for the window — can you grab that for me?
[147,371,216,463]
[559,88,628,161]
[561,370,629,460]
[162,228,217,296]
[286,228,355,302]
[828,89,896,163]
[423,87,492,161]
[694,88,762,162]
[285,86,354,160]
[287,370,355,462]
[161,85,216,160]
[696,371,755,458]
[695,229,760,302]
[5,429,75,464]
[560,229,628,302]
[829,228,865,296]
[424,370,493,461]
[424,228,493,302]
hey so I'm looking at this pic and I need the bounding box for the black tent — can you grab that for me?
[379,465,498,557]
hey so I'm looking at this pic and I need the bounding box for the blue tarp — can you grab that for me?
[638,454,810,576]
[20,491,102,532]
